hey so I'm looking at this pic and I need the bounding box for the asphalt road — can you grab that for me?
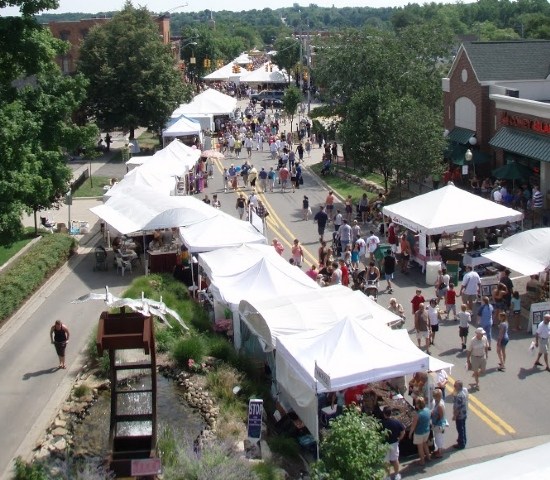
[3,113,549,479]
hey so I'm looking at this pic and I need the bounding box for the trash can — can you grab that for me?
[426,260,442,286]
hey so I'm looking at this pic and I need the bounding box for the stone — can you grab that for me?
[53,438,67,451]
[35,447,50,460]
[54,418,67,428]
[52,427,68,437]
[260,440,272,461]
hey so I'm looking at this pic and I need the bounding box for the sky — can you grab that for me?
[1,0,476,16]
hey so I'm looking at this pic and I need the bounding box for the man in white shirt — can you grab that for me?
[467,327,489,389]
[366,230,380,261]
[534,314,550,371]
[333,209,343,232]
[338,219,353,252]
[355,238,367,265]
[459,266,481,311]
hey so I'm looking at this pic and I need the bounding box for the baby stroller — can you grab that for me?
[364,280,379,302]
[93,246,108,271]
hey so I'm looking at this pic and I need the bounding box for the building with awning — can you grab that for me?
[443,40,550,204]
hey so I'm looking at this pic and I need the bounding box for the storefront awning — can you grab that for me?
[447,127,475,144]
[450,143,490,165]
[490,127,550,163]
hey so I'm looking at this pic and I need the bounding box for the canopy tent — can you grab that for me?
[276,317,431,440]
[203,62,238,82]
[90,187,217,235]
[423,441,550,479]
[482,228,550,275]
[238,285,402,352]
[199,244,317,347]
[162,116,202,143]
[181,216,266,254]
[382,184,523,235]
[171,88,237,116]
[234,52,252,64]
[104,168,176,199]
[136,139,200,178]
[239,62,289,84]
[125,155,155,167]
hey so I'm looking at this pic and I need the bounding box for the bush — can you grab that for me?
[206,365,243,405]
[171,336,206,367]
[155,325,177,353]
[13,457,47,480]
[84,327,110,378]
[0,233,76,325]
[267,435,300,460]
[73,383,91,399]
[252,461,286,480]
[205,335,237,363]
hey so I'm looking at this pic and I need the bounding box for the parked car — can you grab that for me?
[251,89,284,104]
[260,93,284,109]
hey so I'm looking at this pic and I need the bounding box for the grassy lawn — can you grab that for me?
[311,162,383,201]
[0,229,40,266]
[137,129,161,153]
[73,176,112,197]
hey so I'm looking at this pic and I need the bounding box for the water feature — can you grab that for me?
[72,375,206,457]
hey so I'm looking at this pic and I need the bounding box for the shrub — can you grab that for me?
[13,457,47,480]
[205,335,237,363]
[73,383,91,398]
[206,365,243,404]
[171,336,206,367]
[0,233,76,324]
[252,461,286,480]
[155,325,178,353]
[84,327,110,378]
[267,435,300,460]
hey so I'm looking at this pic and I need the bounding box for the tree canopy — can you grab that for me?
[0,1,97,242]
[79,2,186,139]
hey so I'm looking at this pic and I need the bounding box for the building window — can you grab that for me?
[62,55,71,74]
[80,29,89,39]
[59,30,70,41]
[454,97,476,131]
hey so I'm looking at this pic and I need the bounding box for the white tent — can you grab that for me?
[163,116,202,143]
[198,244,317,347]
[238,285,402,351]
[276,317,430,440]
[104,168,176,199]
[382,184,523,235]
[423,441,550,479]
[125,155,155,167]
[239,62,289,84]
[90,187,217,235]
[137,139,200,177]
[482,228,550,275]
[181,216,266,254]
[203,62,237,81]
[171,88,237,116]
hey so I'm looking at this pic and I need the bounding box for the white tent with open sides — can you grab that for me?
[276,317,432,440]
[171,88,237,116]
[382,184,523,235]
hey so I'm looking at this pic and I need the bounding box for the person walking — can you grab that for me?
[383,249,396,293]
[302,195,311,220]
[431,388,447,458]
[291,238,304,268]
[414,303,431,354]
[452,380,469,450]
[314,206,329,242]
[496,311,509,371]
[409,396,431,466]
[533,313,550,371]
[235,194,246,220]
[460,266,481,312]
[427,298,442,346]
[457,304,471,351]
[50,320,70,369]
[477,296,494,350]
[381,406,405,480]
[467,327,489,390]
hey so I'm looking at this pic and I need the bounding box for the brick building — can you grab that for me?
[48,14,174,74]
[442,40,550,205]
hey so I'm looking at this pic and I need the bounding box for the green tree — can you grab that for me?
[79,2,185,139]
[272,36,301,83]
[0,1,98,241]
[311,408,388,480]
[283,86,302,133]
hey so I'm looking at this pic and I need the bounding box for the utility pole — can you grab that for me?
[307,27,311,116]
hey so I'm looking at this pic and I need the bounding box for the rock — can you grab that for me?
[52,427,68,437]
[53,438,67,451]
[54,418,67,428]
[260,440,272,461]
[34,447,50,460]
[62,405,72,413]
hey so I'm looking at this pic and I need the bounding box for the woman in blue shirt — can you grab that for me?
[496,311,510,371]
[409,396,431,465]
[478,296,494,349]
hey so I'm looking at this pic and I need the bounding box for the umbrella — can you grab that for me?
[201,149,225,160]
[492,162,532,182]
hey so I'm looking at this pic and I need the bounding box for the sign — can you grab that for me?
[529,301,550,335]
[247,399,263,441]
[479,275,500,299]
[501,111,550,135]
[314,362,331,391]
[130,458,162,476]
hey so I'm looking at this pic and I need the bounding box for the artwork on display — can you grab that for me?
[529,302,550,334]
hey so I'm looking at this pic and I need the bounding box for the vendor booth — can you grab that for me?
[382,184,523,272]
[198,244,317,348]
[104,168,177,199]
[275,318,430,442]
[239,62,289,85]
[238,285,403,352]
[171,88,237,117]
[162,116,202,147]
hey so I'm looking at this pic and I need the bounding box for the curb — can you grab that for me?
[0,236,42,273]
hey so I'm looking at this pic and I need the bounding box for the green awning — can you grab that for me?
[490,127,550,163]
[450,144,490,165]
[447,127,475,144]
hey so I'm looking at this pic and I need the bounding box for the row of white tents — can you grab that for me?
[202,53,288,85]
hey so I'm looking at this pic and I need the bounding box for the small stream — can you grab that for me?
[72,375,206,457]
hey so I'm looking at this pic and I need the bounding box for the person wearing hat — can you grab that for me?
[467,327,489,389]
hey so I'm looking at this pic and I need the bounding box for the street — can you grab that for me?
[2,117,549,479]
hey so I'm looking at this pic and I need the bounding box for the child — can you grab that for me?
[457,304,471,351]
[511,290,522,330]
[445,283,457,320]
[411,289,425,315]
[350,243,360,271]
[343,244,352,267]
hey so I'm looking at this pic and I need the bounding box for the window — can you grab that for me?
[454,97,476,131]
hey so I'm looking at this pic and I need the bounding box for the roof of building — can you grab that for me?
[463,41,550,82]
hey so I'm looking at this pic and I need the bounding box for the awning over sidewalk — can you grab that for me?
[447,127,475,144]
[490,127,550,163]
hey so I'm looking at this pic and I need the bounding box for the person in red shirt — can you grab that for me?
[411,289,426,315]
[445,283,458,320]
[272,238,284,256]
[338,259,350,287]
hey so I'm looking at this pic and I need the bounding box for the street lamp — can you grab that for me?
[465,148,474,176]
